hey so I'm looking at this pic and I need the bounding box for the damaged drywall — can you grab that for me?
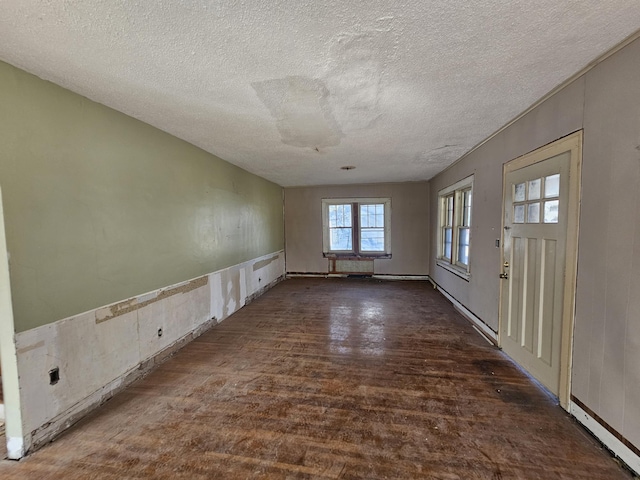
[252,76,344,149]
[14,250,285,456]
[95,276,209,324]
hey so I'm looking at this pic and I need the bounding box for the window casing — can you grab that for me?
[322,198,391,257]
[437,176,473,277]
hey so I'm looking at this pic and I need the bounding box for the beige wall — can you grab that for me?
[285,182,429,276]
[0,61,284,332]
[429,79,584,329]
[429,38,640,451]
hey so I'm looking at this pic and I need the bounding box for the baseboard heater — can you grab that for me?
[329,258,374,275]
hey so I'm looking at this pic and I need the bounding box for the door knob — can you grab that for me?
[499,272,509,279]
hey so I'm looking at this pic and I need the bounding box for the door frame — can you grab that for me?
[498,131,583,410]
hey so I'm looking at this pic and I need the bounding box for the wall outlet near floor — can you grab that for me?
[157,327,163,338]
[49,367,60,385]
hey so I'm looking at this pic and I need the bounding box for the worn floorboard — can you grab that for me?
[0,278,632,479]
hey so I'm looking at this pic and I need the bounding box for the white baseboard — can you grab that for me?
[570,400,640,476]
[372,274,430,281]
[435,285,498,345]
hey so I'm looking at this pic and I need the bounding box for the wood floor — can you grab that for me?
[0,278,632,479]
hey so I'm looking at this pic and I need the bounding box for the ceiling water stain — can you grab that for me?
[252,76,344,149]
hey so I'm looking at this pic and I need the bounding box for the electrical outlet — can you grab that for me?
[157,327,163,338]
[49,367,60,385]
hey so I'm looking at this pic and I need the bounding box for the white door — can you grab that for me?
[500,133,582,407]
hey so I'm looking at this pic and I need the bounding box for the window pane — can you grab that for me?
[376,209,384,228]
[514,205,525,223]
[457,227,470,265]
[444,228,452,259]
[545,174,560,198]
[329,206,338,227]
[527,202,540,223]
[343,204,352,227]
[361,228,385,251]
[330,227,352,250]
[528,179,541,200]
[544,200,559,223]
[446,196,454,226]
[360,206,369,228]
[330,204,352,228]
[514,183,526,202]
[463,190,472,226]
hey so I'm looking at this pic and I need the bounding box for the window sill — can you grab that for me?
[436,260,470,281]
[323,253,392,260]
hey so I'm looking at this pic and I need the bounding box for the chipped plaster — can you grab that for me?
[0,1,639,186]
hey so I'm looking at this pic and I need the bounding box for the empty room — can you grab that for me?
[0,1,639,478]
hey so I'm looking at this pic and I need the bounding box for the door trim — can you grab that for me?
[499,131,582,410]
[0,186,26,458]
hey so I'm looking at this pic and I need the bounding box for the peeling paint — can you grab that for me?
[96,276,209,324]
[324,30,391,132]
[252,76,343,149]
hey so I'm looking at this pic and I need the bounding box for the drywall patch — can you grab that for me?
[324,26,396,132]
[252,76,344,149]
[96,276,209,324]
[253,254,280,272]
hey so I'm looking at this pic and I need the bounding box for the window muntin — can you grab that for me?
[437,176,473,275]
[322,198,391,256]
[513,173,560,224]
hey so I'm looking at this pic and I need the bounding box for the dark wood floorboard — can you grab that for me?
[0,278,633,479]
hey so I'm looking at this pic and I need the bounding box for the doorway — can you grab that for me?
[499,132,582,409]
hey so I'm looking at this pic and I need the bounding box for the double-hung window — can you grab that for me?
[322,198,391,256]
[437,176,473,277]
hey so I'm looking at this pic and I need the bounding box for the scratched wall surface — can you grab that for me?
[0,61,284,333]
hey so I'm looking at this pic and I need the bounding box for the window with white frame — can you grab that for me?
[322,198,391,256]
[437,176,473,275]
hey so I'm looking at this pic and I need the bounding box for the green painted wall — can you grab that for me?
[0,61,284,333]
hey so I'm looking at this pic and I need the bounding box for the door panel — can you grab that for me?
[501,151,570,396]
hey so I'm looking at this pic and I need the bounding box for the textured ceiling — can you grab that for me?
[1,1,640,187]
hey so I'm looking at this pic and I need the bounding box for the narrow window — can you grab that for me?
[456,188,472,267]
[442,194,454,262]
[437,176,474,276]
[359,203,385,252]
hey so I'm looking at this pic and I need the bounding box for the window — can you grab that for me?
[512,174,560,224]
[437,176,473,277]
[322,198,391,256]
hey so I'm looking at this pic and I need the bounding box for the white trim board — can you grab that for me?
[570,400,640,476]
[435,285,498,344]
